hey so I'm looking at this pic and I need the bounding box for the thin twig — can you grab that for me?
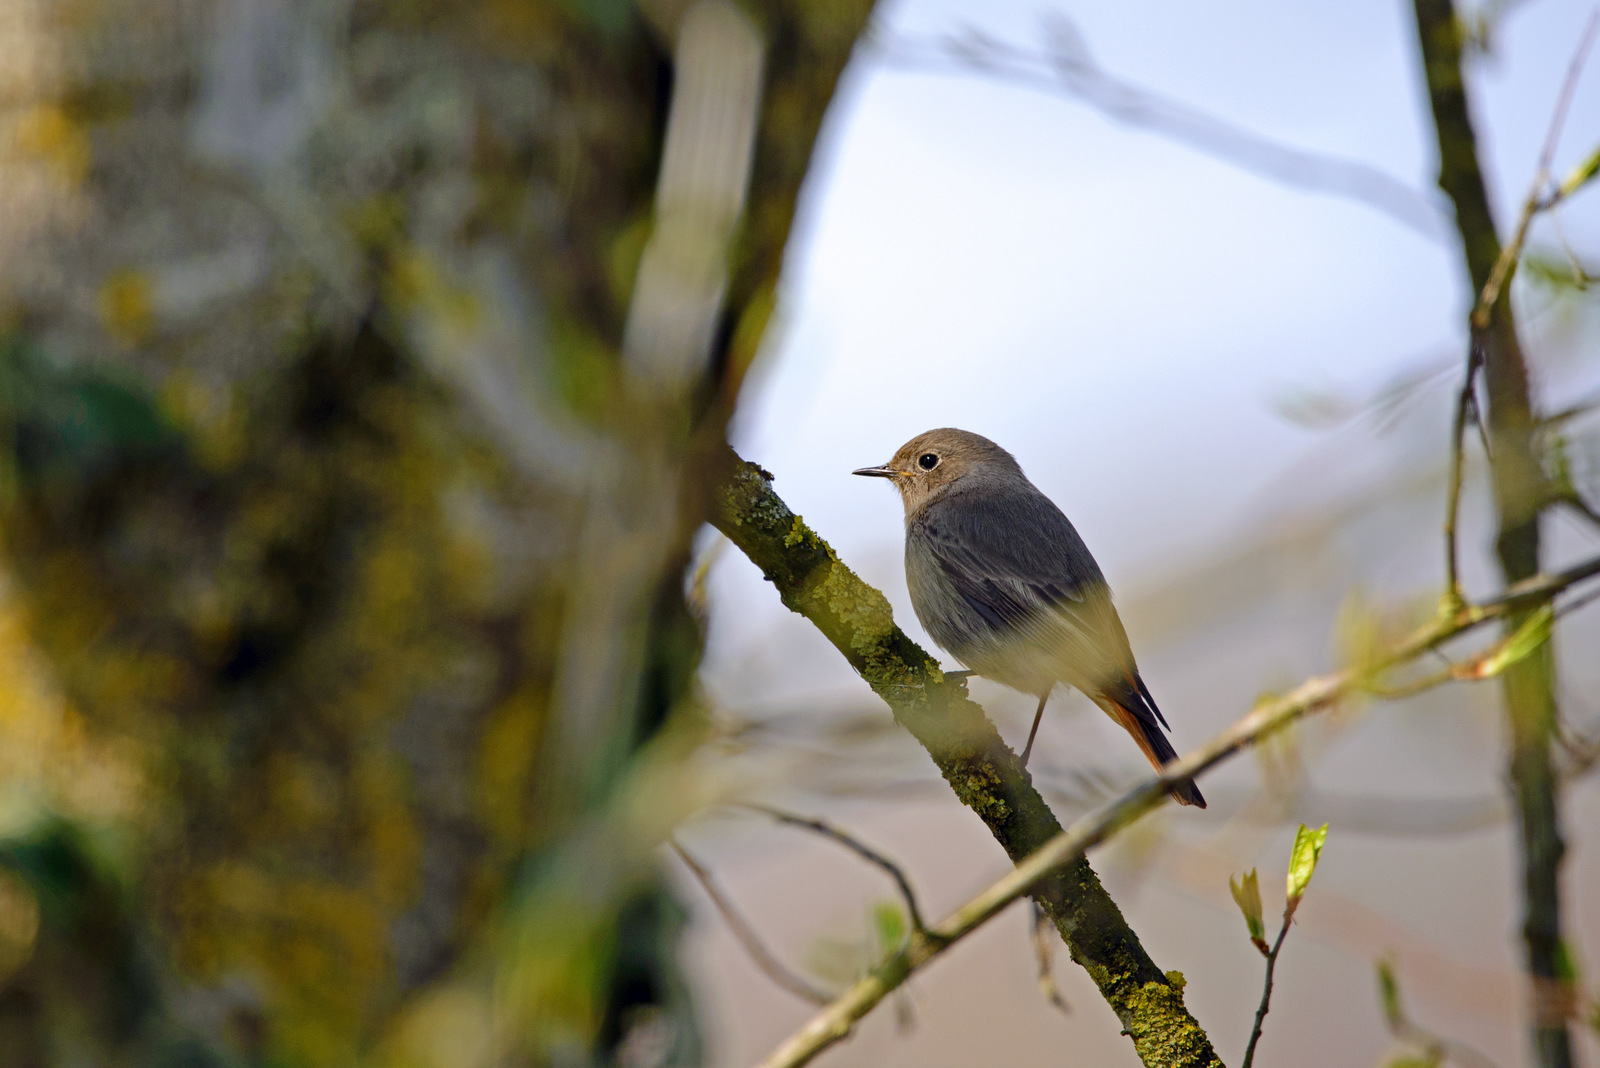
[1470,10,1600,328]
[750,551,1600,1068]
[1541,388,1600,428]
[1363,588,1578,700]
[1444,334,1487,604]
[669,839,833,1005]
[1030,902,1071,1015]
[1556,491,1600,534]
[733,803,930,935]
[1240,908,1295,1068]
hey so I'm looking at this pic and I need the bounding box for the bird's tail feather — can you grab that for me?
[1099,690,1207,809]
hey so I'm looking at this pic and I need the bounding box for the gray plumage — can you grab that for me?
[854,428,1204,807]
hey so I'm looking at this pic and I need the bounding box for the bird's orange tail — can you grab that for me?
[1098,691,1206,809]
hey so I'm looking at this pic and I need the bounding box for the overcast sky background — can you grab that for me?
[683,1,1600,1065]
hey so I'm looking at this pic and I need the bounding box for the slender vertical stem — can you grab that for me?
[1240,910,1295,1068]
[1443,337,1483,606]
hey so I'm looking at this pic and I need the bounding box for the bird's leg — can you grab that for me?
[1020,693,1049,767]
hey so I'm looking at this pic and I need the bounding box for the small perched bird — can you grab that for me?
[854,428,1205,807]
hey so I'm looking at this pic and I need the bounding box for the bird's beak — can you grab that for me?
[852,464,898,478]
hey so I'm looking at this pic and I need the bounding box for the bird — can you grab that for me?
[853,427,1205,807]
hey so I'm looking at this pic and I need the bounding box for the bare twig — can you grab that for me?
[669,839,832,1005]
[1444,334,1488,605]
[749,551,1600,1068]
[869,23,1445,240]
[1555,491,1600,535]
[733,803,929,935]
[1541,389,1600,429]
[1240,909,1295,1068]
[1470,10,1600,329]
[1030,902,1070,1015]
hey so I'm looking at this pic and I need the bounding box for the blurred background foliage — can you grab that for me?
[0,0,869,1065]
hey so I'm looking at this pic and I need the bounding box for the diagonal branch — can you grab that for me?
[713,455,1223,1068]
[747,542,1600,1068]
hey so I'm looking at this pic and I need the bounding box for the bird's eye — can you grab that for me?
[918,453,939,470]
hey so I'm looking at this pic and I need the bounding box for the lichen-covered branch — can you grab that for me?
[1412,3,1578,1064]
[714,454,1221,1068]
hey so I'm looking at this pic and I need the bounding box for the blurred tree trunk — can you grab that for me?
[1410,4,1574,1066]
[0,1,871,1065]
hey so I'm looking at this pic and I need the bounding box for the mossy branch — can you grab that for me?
[713,454,1225,1068]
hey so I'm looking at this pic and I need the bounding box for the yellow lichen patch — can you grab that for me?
[812,559,895,654]
[1125,976,1223,1068]
[98,268,154,345]
[782,516,811,549]
[12,104,91,187]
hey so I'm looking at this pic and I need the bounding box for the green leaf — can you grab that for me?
[1376,959,1404,1030]
[1229,869,1266,948]
[871,901,907,955]
[1286,823,1328,906]
[1557,142,1600,201]
[1474,604,1554,679]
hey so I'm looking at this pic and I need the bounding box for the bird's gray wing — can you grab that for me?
[913,484,1168,731]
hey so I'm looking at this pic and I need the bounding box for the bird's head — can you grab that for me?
[853,427,1023,516]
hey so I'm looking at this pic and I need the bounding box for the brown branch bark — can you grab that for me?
[1411,3,1576,1064]
[714,456,1223,1068]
